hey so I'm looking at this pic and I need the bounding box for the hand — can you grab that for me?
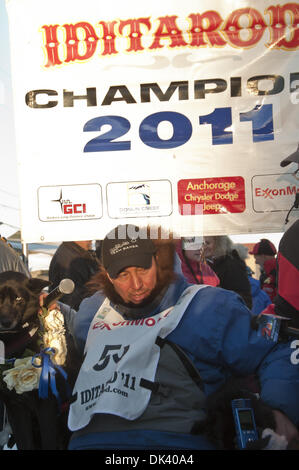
[246,411,299,450]
[246,433,272,450]
[39,293,59,311]
[273,410,299,444]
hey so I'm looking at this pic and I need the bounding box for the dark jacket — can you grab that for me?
[48,242,99,310]
[207,251,252,309]
[260,258,277,302]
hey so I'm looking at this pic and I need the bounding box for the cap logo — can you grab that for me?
[109,241,138,256]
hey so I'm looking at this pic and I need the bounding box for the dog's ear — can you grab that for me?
[26,277,50,294]
[0,271,28,285]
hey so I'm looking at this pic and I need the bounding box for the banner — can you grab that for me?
[5,0,299,242]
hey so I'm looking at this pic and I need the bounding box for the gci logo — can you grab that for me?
[63,203,86,214]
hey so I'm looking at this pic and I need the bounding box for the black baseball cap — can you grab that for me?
[101,224,156,279]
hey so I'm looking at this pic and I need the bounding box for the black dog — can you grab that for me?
[0,271,80,449]
[0,271,49,332]
[0,271,49,361]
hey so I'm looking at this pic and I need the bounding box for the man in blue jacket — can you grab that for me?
[68,224,299,450]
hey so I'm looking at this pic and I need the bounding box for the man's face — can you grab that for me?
[254,254,265,268]
[203,237,216,258]
[107,257,158,305]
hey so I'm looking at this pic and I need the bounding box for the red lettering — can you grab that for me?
[266,3,299,50]
[99,20,118,55]
[130,319,145,325]
[100,323,111,330]
[63,204,72,214]
[63,22,98,63]
[119,18,151,52]
[41,25,62,67]
[223,8,266,47]
[149,15,188,49]
[41,7,299,68]
[73,203,86,213]
[286,186,298,195]
[188,11,226,47]
[163,309,172,318]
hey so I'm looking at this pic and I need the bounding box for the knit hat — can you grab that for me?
[101,224,156,279]
[249,239,277,256]
[182,237,203,251]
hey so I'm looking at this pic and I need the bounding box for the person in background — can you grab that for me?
[249,239,277,302]
[263,220,299,330]
[247,220,299,449]
[233,243,271,315]
[48,240,99,310]
[176,236,219,286]
[203,235,252,309]
[0,236,30,277]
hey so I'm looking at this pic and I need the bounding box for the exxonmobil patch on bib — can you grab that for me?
[68,285,205,431]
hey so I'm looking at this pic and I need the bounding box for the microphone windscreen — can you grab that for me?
[59,278,75,295]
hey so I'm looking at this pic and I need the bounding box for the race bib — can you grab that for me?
[68,285,206,431]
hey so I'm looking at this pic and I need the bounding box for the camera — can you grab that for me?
[255,313,299,343]
[232,398,258,449]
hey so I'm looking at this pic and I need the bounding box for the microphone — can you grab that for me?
[43,278,75,309]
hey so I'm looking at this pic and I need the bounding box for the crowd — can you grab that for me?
[0,222,298,451]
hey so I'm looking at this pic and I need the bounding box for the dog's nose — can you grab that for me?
[0,317,14,329]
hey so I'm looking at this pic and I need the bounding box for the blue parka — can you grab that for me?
[70,275,299,450]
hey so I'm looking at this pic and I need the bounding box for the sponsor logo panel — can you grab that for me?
[252,174,299,212]
[178,176,245,215]
[38,184,103,221]
[106,180,172,218]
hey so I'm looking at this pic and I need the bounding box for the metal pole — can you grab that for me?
[21,242,29,268]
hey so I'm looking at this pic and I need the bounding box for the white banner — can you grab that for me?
[5,0,299,242]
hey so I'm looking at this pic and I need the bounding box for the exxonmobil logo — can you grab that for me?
[255,185,299,199]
